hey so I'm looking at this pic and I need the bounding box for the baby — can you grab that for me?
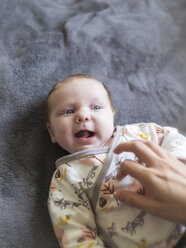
[46,74,186,248]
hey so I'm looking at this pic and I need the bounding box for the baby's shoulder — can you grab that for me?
[120,122,178,143]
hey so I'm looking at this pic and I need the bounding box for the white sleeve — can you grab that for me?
[125,123,186,161]
[161,129,186,161]
[48,168,106,248]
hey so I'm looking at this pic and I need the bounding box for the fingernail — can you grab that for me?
[114,147,120,153]
[116,171,123,180]
[113,148,118,153]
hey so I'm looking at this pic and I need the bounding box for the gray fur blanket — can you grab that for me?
[0,0,186,247]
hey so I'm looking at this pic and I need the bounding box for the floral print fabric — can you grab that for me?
[48,123,186,248]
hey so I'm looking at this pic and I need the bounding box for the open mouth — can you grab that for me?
[74,130,95,138]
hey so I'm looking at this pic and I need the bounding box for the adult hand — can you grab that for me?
[114,140,186,224]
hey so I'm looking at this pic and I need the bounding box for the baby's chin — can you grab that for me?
[69,144,100,154]
[72,141,113,154]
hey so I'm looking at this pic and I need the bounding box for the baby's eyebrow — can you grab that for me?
[54,104,72,113]
[90,99,106,105]
[61,104,72,109]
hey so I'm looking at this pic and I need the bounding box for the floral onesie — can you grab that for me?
[48,123,186,248]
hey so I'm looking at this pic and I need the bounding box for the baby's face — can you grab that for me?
[47,78,115,153]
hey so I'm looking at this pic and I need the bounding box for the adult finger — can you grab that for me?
[116,191,185,223]
[116,190,164,217]
[117,159,149,183]
[114,140,158,166]
[144,141,168,159]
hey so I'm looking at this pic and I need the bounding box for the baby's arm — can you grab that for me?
[48,170,106,248]
[159,126,186,163]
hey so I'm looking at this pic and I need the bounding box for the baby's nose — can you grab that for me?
[75,112,90,123]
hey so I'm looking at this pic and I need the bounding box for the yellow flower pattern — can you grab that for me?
[138,132,150,140]
[77,241,95,248]
[137,238,147,248]
[56,215,71,228]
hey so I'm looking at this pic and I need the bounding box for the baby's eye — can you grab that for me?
[64,109,74,115]
[92,105,101,110]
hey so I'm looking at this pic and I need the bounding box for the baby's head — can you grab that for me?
[46,74,115,153]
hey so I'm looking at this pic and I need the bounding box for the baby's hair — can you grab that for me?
[45,74,115,123]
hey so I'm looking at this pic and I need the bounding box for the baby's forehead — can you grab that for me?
[53,77,106,94]
[58,76,102,87]
[46,75,115,118]
[49,78,109,108]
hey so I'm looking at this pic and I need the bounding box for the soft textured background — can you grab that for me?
[0,0,186,247]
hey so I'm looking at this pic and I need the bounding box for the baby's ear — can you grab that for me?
[46,123,56,143]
